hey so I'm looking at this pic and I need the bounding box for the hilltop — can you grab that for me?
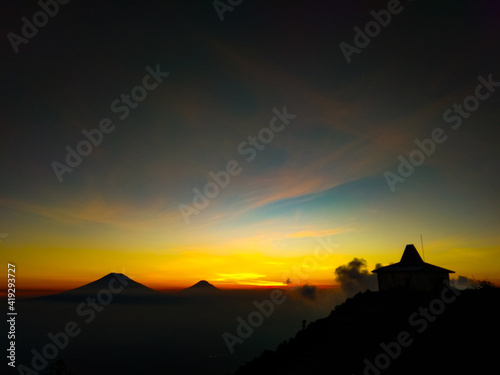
[234,284,500,375]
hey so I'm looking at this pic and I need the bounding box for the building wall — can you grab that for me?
[377,271,450,292]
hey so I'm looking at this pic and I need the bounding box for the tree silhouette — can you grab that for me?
[473,279,496,290]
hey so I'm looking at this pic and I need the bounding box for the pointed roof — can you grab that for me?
[399,244,424,265]
[372,244,454,274]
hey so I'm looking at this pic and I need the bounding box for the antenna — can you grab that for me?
[420,234,425,261]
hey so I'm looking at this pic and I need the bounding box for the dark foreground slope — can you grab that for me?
[234,284,500,375]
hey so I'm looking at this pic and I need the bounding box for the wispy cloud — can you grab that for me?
[0,197,180,232]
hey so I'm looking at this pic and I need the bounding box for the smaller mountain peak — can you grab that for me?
[194,280,210,286]
[194,280,217,288]
[184,280,219,291]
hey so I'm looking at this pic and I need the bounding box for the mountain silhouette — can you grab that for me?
[179,280,222,298]
[37,273,179,304]
[62,273,157,294]
[184,280,219,291]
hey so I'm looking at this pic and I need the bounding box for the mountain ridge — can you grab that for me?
[35,273,179,304]
[233,285,500,375]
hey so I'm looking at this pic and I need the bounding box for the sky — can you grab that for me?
[1,0,500,292]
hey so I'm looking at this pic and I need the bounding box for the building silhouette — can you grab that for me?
[372,244,454,292]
